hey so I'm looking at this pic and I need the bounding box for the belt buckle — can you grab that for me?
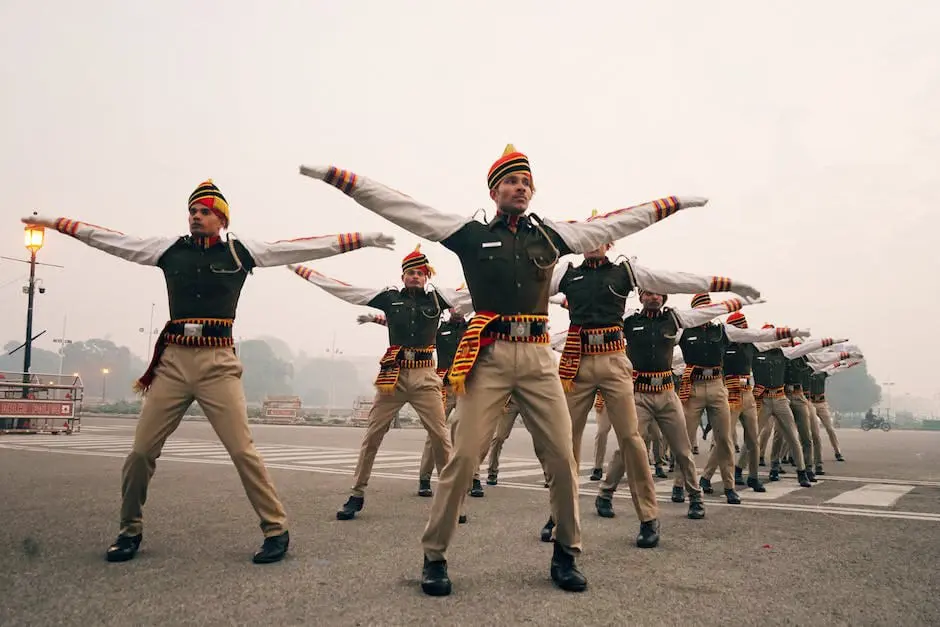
[182,323,203,338]
[702,368,714,378]
[650,376,664,387]
[509,321,528,338]
[403,349,416,361]
[586,334,604,346]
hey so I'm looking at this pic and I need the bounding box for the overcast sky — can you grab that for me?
[2,1,937,401]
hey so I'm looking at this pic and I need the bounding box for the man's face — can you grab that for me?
[188,202,224,237]
[640,291,664,311]
[489,173,533,215]
[584,243,612,259]
[402,268,428,290]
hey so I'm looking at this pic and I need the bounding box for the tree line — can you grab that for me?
[1,336,881,414]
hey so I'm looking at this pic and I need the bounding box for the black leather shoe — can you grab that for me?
[759,456,766,467]
[746,476,766,492]
[458,514,467,524]
[595,496,615,518]
[418,479,433,497]
[797,469,812,488]
[550,544,587,592]
[540,517,555,542]
[252,531,289,564]
[734,467,746,486]
[671,486,686,503]
[688,497,706,520]
[469,478,484,497]
[105,533,142,562]
[636,519,660,549]
[654,466,668,479]
[814,465,826,476]
[835,453,845,462]
[692,446,700,455]
[700,477,714,494]
[806,469,818,483]
[421,557,452,596]
[589,468,603,481]
[337,495,364,520]
[486,473,498,486]
[725,489,741,505]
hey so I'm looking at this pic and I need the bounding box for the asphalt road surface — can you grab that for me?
[2,417,938,626]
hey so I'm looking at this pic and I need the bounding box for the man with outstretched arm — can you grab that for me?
[22,179,395,564]
[298,144,708,596]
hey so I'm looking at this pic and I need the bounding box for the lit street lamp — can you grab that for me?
[22,220,45,398]
[101,368,110,402]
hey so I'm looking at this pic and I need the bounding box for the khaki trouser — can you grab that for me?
[805,399,823,466]
[566,353,658,523]
[647,420,668,466]
[351,367,452,497]
[752,395,806,470]
[708,388,759,480]
[593,404,612,469]
[120,344,286,538]
[485,406,519,474]
[422,341,581,561]
[600,389,701,499]
[786,391,815,470]
[813,401,842,457]
[682,379,735,488]
[418,387,461,481]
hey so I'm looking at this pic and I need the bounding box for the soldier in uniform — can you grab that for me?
[287,247,471,520]
[21,180,395,564]
[746,333,846,485]
[675,294,806,504]
[547,236,761,547]
[298,145,707,595]
[806,358,857,464]
[357,309,478,497]
[595,290,764,519]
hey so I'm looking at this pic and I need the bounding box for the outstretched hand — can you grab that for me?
[364,233,396,250]
[679,196,709,209]
[21,212,55,228]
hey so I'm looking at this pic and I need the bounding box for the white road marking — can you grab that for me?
[825,484,916,507]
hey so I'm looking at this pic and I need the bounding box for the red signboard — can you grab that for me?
[0,400,74,418]
[264,408,297,418]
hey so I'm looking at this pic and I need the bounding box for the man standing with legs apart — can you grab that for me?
[298,144,708,595]
[596,291,763,519]
[546,230,762,547]
[677,294,806,504]
[22,179,395,563]
[287,248,471,520]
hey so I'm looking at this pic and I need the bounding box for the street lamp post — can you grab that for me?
[101,368,110,403]
[883,381,895,419]
[22,221,45,398]
[325,333,342,418]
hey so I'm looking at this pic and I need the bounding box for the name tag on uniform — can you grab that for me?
[391,301,404,305]
[632,326,644,331]
[440,331,451,336]
[687,336,698,341]
[756,356,767,361]
[727,350,737,354]
[571,275,584,282]
[481,241,502,248]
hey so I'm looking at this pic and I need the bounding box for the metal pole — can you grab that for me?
[57,315,67,377]
[147,302,155,357]
[22,250,37,397]
[102,372,108,403]
[326,332,336,419]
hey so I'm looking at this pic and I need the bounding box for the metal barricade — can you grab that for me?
[0,371,84,435]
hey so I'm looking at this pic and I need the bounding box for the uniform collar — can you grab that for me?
[581,257,611,269]
[189,234,222,249]
[488,211,530,233]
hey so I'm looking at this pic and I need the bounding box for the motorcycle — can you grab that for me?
[861,416,891,432]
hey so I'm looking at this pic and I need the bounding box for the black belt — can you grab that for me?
[165,322,233,339]
[397,348,434,361]
[634,372,672,387]
[580,328,624,346]
[486,320,548,338]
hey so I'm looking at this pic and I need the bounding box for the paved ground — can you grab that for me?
[2,417,938,626]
